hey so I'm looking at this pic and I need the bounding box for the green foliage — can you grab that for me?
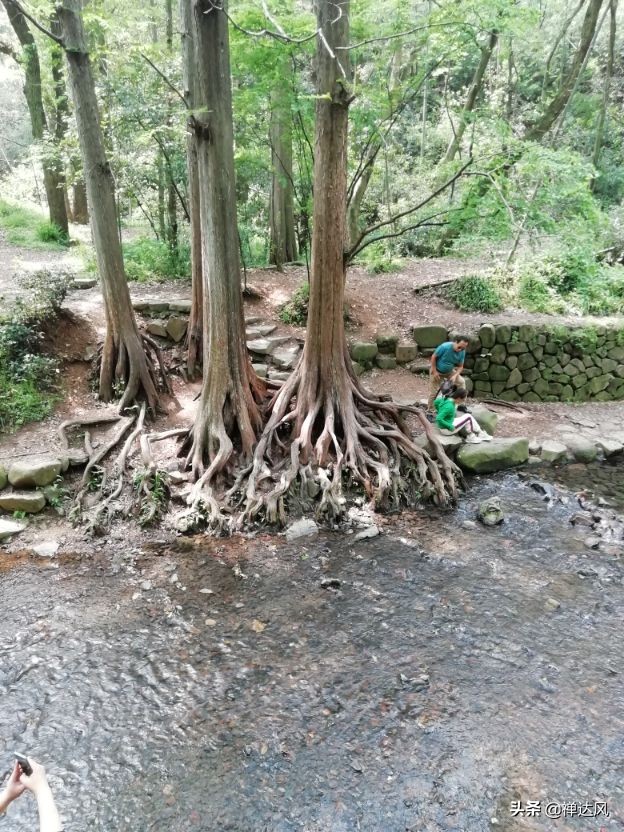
[516,272,558,313]
[122,237,191,282]
[0,200,68,249]
[359,242,403,274]
[133,468,171,526]
[279,282,310,325]
[446,275,503,313]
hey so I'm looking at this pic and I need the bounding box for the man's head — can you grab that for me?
[452,335,469,352]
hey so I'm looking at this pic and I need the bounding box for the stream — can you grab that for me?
[1,470,623,831]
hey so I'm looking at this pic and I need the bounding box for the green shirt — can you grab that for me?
[434,396,456,431]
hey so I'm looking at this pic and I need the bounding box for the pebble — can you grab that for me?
[32,540,59,558]
[353,525,380,541]
[545,597,561,611]
[205,618,217,627]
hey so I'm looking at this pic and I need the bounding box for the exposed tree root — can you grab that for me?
[178,359,461,535]
[98,330,171,413]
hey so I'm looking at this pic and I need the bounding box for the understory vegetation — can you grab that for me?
[0,270,68,432]
[0,199,69,249]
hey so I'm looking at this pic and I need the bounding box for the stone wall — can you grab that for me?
[349,323,624,403]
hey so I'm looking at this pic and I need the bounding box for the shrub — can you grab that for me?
[122,237,191,282]
[279,282,310,325]
[36,221,69,246]
[446,275,503,313]
[516,273,557,313]
[360,242,403,274]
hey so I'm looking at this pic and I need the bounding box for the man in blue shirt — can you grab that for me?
[427,334,469,413]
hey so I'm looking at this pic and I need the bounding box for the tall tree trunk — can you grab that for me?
[525,0,606,142]
[164,0,178,254]
[57,0,163,410]
[269,81,297,269]
[49,11,70,223]
[591,0,617,179]
[179,0,203,378]
[181,0,263,503]
[1,0,68,236]
[443,30,498,163]
[239,0,457,526]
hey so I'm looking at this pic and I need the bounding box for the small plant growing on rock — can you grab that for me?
[133,468,171,526]
[279,282,310,325]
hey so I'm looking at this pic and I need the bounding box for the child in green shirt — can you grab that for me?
[434,388,491,443]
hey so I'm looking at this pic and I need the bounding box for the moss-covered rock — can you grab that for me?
[495,325,512,344]
[8,456,63,488]
[479,324,496,349]
[489,364,510,382]
[506,341,527,355]
[411,325,447,348]
[457,438,529,473]
[350,342,378,362]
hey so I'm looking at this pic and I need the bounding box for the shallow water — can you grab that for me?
[1,472,624,831]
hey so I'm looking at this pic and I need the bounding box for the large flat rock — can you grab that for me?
[0,491,46,514]
[8,455,63,488]
[457,438,529,473]
[0,518,26,540]
[411,325,448,349]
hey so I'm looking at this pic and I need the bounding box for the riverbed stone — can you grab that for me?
[0,518,26,540]
[0,491,46,513]
[395,342,417,364]
[376,354,397,370]
[350,342,378,362]
[563,435,598,463]
[457,437,529,473]
[596,438,624,457]
[376,332,399,353]
[9,455,63,488]
[477,496,504,526]
[411,325,447,348]
[540,440,567,463]
[495,325,512,344]
[479,324,496,349]
[471,405,498,436]
[285,518,318,541]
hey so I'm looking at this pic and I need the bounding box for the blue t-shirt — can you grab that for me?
[434,341,465,374]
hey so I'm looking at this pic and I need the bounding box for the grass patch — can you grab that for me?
[123,237,191,282]
[446,275,503,313]
[0,373,57,432]
[0,199,69,249]
[279,282,310,325]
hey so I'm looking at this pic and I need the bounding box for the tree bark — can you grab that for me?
[525,0,606,142]
[165,0,178,254]
[57,0,162,410]
[269,80,297,269]
[1,0,68,236]
[443,30,498,164]
[591,0,617,179]
[181,0,263,496]
[72,177,89,223]
[179,0,203,378]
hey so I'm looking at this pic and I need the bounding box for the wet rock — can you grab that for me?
[477,497,504,526]
[457,438,529,473]
[0,491,46,513]
[0,518,26,540]
[353,525,380,541]
[470,405,498,436]
[584,536,602,550]
[545,597,561,611]
[285,518,318,541]
[8,455,63,488]
[527,456,543,466]
[563,435,598,463]
[528,439,542,456]
[596,438,624,458]
[540,440,567,463]
[320,577,341,589]
[599,542,624,556]
[461,519,477,530]
[146,320,168,338]
[570,512,594,527]
[166,316,187,343]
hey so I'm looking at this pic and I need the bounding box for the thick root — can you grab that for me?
[99,330,170,413]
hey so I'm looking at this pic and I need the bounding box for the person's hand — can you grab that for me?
[2,762,26,805]
[19,759,49,797]
[432,370,441,382]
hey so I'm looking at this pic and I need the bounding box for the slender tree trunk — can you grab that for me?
[50,11,70,224]
[269,81,297,269]
[591,0,617,179]
[164,0,178,254]
[179,0,203,378]
[1,0,68,236]
[525,0,606,142]
[182,0,263,493]
[72,177,89,223]
[443,30,498,163]
[57,0,162,410]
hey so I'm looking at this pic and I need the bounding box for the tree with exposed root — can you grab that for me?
[56,0,167,410]
[178,0,266,524]
[178,0,458,532]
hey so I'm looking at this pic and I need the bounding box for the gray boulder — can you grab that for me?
[0,491,46,513]
[350,342,378,362]
[0,518,26,540]
[479,324,496,349]
[471,405,498,436]
[540,440,567,463]
[272,346,300,370]
[411,325,448,349]
[285,518,319,541]
[596,438,624,458]
[169,299,192,313]
[562,435,598,463]
[395,342,418,364]
[376,355,396,369]
[252,363,268,378]
[146,320,168,338]
[376,332,399,353]
[457,438,529,473]
[166,316,188,343]
[9,455,63,488]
